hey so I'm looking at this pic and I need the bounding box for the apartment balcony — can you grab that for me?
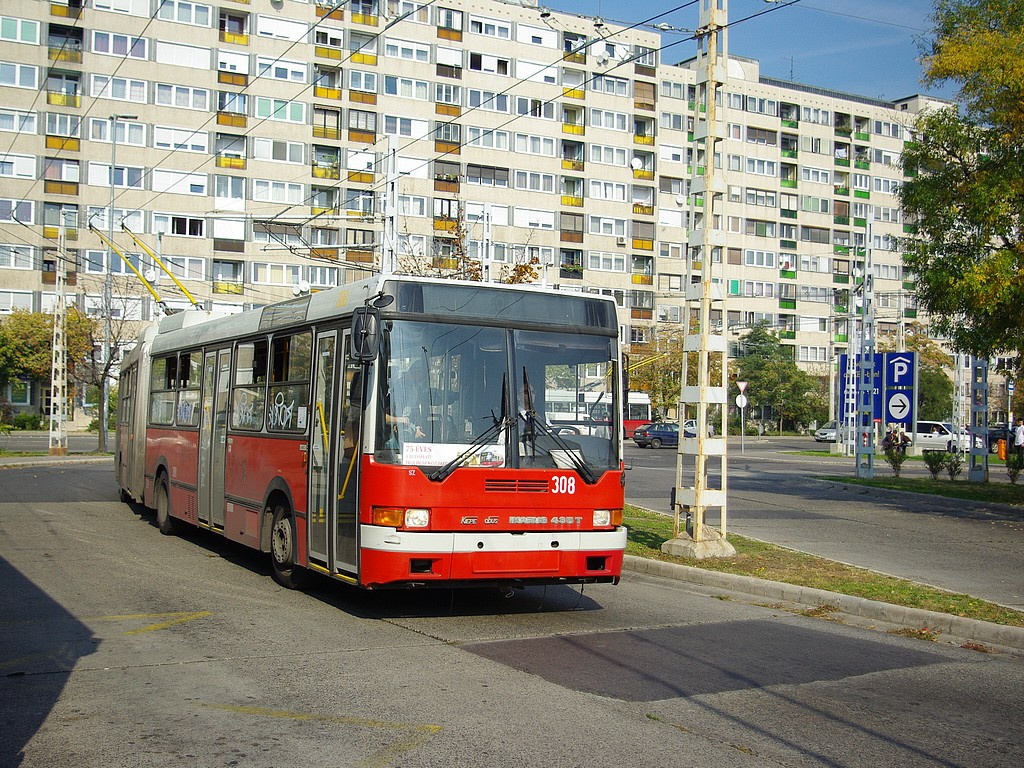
[854,217,867,228]
[433,217,458,233]
[632,169,654,181]
[781,148,797,159]
[50,3,83,19]
[632,203,654,216]
[781,118,798,129]
[49,46,82,63]
[212,280,244,295]
[779,269,797,280]
[834,245,850,255]
[834,157,850,167]
[904,308,918,319]
[631,273,653,285]
[779,329,797,339]
[436,27,462,42]
[563,51,586,64]
[349,90,376,105]
[348,129,375,143]
[42,226,77,240]
[348,249,374,264]
[315,5,344,20]
[632,238,654,251]
[780,238,797,249]
[834,125,852,137]
[834,215,849,226]
[633,134,655,146]
[832,273,849,284]
[434,178,459,193]
[780,209,798,219]
[313,125,341,139]
[854,131,870,141]
[779,299,797,311]
[218,72,248,86]
[902,280,916,291]
[834,185,850,196]
[352,12,378,26]
[47,92,80,108]
[434,140,460,155]
[315,46,344,61]
[46,136,79,152]
[310,248,339,260]
[348,171,374,184]
[312,164,340,180]
[351,52,377,65]
[559,265,583,279]
[634,98,655,112]
[634,63,656,78]
[780,178,797,189]
[435,103,460,117]
[314,85,342,100]
[44,180,79,196]
[560,230,583,243]
[432,257,458,269]
[561,159,584,172]
[561,195,583,207]
[219,31,248,45]
[310,206,339,217]
[561,123,585,136]
[42,270,77,286]
[217,112,247,128]
[216,155,246,170]
[562,87,585,100]
[630,308,653,320]
[833,333,848,343]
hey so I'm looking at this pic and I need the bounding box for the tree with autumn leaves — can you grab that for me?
[900,0,1024,364]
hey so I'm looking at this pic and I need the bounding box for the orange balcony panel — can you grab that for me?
[348,129,375,143]
[348,249,374,264]
[216,156,246,170]
[563,52,586,64]
[632,238,654,251]
[217,112,247,127]
[631,274,653,285]
[349,90,377,105]
[218,72,248,86]
[44,180,79,196]
[46,136,80,152]
[437,28,462,42]
[434,140,460,155]
[630,308,654,320]
[348,171,374,184]
[42,271,78,286]
[432,257,459,269]
[50,4,83,19]
[436,103,461,117]
[634,100,655,111]
[434,179,459,193]
[312,165,340,180]
[433,218,458,232]
[560,231,584,243]
[314,85,342,100]
[315,7,344,20]
[311,248,339,260]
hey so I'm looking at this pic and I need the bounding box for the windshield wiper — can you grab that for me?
[518,410,597,485]
[427,413,512,482]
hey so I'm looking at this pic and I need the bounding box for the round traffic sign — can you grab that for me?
[736,394,748,409]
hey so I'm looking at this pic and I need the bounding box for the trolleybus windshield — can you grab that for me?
[374,320,618,478]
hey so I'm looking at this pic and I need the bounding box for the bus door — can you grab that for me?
[308,331,337,566]
[334,339,362,574]
[198,348,231,529]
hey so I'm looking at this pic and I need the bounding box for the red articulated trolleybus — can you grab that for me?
[116,276,627,590]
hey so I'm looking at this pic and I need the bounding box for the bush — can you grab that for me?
[922,450,948,480]
[882,446,909,478]
[12,412,42,431]
[1007,452,1024,485]
[945,451,964,481]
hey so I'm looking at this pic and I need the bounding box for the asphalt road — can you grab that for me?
[625,437,1024,609]
[1,463,1023,767]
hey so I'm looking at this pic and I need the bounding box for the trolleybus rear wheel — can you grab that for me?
[270,503,307,589]
[155,476,176,535]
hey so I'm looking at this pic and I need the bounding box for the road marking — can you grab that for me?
[201,703,441,768]
[94,611,212,635]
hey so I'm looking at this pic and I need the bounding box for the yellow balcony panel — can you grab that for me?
[351,52,377,66]
[49,47,82,63]
[349,90,377,104]
[315,46,343,60]
[219,31,248,45]
[561,159,584,172]
[561,195,583,207]
[313,125,341,140]
[437,28,462,42]
[434,140,461,155]
[216,112,247,127]
[352,13,379,26]
[436,103,461,117]
[314,85,341,100]
[46,136,79,152]
[563,52,586,64]
[432,257,458,269]
[632,203,654,216]
[348,249,375,264]
[311,207,339,217]
[348,171,374,184]
[212,281,244,295]
[633,134,654,145]
[218,72,248,86]
[315,6,344,20]
[43,226,77,240]
[47,92,80,108]
[312,165,340,180]
[631,274,653,285]
[562,87,585,100]
[634,100,655,111]
[632,169,654,181]
[44,180,79,196]
[348,129,375,143]
[216,156,246,170]
[50,3,83,19]
[310,248,339,260]
[562,123,585,136]
[433,218,458,232]
[632,238,654,251]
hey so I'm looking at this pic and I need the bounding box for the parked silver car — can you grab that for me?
[814,420,838,442]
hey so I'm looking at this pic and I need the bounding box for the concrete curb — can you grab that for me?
[0,455,113,470]
[814,476,1024,518]
[624,554,1024,651]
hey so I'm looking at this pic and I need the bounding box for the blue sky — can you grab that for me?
[547,0,957,103]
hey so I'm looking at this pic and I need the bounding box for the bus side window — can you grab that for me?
[267,332,312,432]
[232,340,268,431]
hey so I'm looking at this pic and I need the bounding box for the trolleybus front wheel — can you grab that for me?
[270,503,307,589]
[155,475,177,535]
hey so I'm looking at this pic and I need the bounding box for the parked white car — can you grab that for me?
[814,420,838,442]
[914,421,956,451]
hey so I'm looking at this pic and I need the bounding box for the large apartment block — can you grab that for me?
[0,0,949,410]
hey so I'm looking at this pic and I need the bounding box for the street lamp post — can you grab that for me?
[101,113,137,453]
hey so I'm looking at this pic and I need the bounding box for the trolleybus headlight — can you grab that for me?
[593,509,623,527]
[404,508,430,528]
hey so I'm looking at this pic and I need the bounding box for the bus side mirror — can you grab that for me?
[350,307,381,362]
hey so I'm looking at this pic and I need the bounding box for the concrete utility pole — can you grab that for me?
[48,213,69,456]
[855,217,876,478]
[664,0,734,560]
[968,356,989,483]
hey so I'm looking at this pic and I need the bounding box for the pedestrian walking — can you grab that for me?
[1014,418,1024,455]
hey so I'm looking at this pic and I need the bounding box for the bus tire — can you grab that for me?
[155,475,176,535]
[270,503,307,590]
